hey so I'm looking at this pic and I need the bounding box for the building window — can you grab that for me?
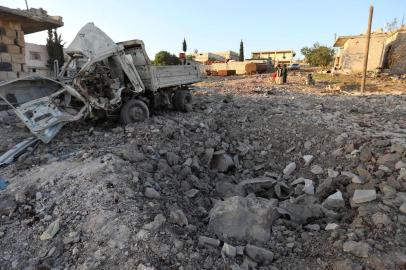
[29,51,41,61]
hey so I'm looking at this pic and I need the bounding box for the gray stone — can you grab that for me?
[210,153,234,172]
[198,236,220,248]
[166,152,180,166]
[277,195,323,224]
[245,244,274,265]
[372,212,392,226]
[216,181,246,198]
[145,187,160,199]
[400,202,406,214]
[322,190,345,210]
[377,153,401,170]
[343,241,370,258]
[325,223,339,230]
[222,243,237,257]
[142,214,166,231]
[208,196,278,242]
[184,189,199,198]
[283,162,296,176]
[169,207,188,226]
[302,155,314,167]
[0,196,17,216]
[352,189,376,204]
[333,259,363,270]
[304,224,320,231]
[395,160,406,170]
[310,165,323,175]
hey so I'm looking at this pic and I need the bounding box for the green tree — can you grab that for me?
[300,43,334,67]
[153,51,181,66]
[239,40,244,61]
[182,38,187,52]
[46,29,64,73]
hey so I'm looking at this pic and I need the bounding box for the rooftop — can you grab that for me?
[333,32,387,47]
[0,6,63,34]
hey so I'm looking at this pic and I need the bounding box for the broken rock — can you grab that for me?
[322,190,345,210]
[245,244,274,265]
[198,236,220,248]
[352,189,376,204]
[310,164,323,175]
[343,241,370,258]
[283,162,296,176]
[40,219,60,241]
[278,195,323,224]
[208,196,278,242]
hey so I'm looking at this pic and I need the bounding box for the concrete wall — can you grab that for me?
[25,42,50,76]
[204,60,270,75]
[340,35,386,73]
[384,31,406,74]
[0,19,26,81]
[252,51,294,63]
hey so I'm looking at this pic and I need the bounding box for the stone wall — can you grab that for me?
[0,19,26,81]
[387,32,406,75]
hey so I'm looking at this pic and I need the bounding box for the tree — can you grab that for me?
[46,29,64,74]
[239,40,244,61]
[182,38,187,53]
[153,51,181,65]
[300,43,334,67]
[385,18,399,32]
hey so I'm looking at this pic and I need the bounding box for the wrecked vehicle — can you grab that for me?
[0,23,201,143]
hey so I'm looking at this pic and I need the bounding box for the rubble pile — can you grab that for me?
[1,74,406,269]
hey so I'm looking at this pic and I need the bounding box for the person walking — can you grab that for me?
[282,64,288,84]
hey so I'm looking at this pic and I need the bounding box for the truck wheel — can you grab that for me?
[174,90,193,112]
[120,99,149,124]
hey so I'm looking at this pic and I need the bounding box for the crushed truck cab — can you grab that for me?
[0,23,201,143]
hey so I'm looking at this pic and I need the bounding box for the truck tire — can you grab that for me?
[120,99,149,124]
[174,90,193,112]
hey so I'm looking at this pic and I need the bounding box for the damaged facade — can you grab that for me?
[333,27,406,74]
[0,6,63,81]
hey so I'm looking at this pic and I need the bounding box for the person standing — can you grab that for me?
[282,64,288,84]
[276,64,283,84]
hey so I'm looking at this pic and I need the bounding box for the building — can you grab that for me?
[189,50,239,63]
[333,31,387,73]
[251,50,296,65]
[25,42,50,76]
[333,27,406,74]
[213,51,239,61]
[0,6,63,81]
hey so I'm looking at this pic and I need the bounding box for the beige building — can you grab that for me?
[25,42,50,76]
[251,50,296,65]
[213,51,239,61]
[189,50,239,63]
[333,28,406,74]
[0,6,63,81]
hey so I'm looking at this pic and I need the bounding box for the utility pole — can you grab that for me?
[25,0,29,10]
[361,5,374,93]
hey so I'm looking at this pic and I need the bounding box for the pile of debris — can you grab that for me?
[0,74,406,269]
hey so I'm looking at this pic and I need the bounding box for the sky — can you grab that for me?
[1,0,405,59]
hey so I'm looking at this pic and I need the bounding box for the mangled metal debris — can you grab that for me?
[0,23,201,145]
[0,137,39,166]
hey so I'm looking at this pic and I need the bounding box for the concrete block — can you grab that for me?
[1,35,14,45]
[16,31,24,47]
[0,53,11,62]
[5,29,16,39]
[7,21,21,31]
[11,53,25,64]
[0,71,8,81]
[352,189,376,204]
[12,63,21,72]
[7,44,20,54]
[6,71,17,80]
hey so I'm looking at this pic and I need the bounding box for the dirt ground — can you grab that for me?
[1,72,406,270]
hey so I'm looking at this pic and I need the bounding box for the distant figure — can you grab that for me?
[276,64,283,84]
[306,73,315,85]
[282,64,288,84]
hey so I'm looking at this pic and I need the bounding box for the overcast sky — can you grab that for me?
[1,0,405,59]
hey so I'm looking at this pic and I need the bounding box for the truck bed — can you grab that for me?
[152,65,201,89]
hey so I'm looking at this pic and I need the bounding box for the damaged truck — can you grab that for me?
[0,23,201,144]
